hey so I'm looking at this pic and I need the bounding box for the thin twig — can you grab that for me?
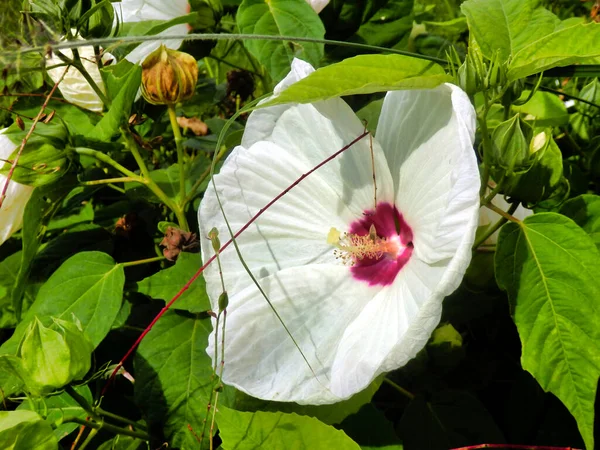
[0,67,67,209]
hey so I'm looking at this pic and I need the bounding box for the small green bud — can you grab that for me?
[491,113,534,174]
[218,291,229,312]
[81,0,114,39]
[19,317,93,395]
[141,45,199,105]
[457,57,478,97]
[208,227,220,253]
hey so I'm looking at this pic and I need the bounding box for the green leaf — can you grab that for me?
[559,195,600,250]
[134,310,232,449]
[1,251,125,357]
[513,90,569,127]
[136,253,209,313]
[87,61,141,141]
[397,390,505,449]
[461,0,600,80]
[18,385,92,441]
[340,404,403,450]
[0,251,38,328]
[234,377,383,425]
[262,54,450,107]
[236,0,325,82]
[495,213,600,450]
[0,410,58,450]
[217,406,361,450]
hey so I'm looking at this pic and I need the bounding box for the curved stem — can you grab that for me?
[472,202,519,250]
[74,148,141,179]
[167,105,187,206]
[21,33,450,66]
[65,416,150,441]
[383,378,415,400]
[120,256,165,267]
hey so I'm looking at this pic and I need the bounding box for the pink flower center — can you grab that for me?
[347,202,413,286]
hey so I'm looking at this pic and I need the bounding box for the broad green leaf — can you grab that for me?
[559,195,600,250]
[513,90,568,127]
[134,310,233,449]
[461,0,600,80]
[11,180,76,321]
[262,54,450,107]
[217,406,361,450]
[495,213,600,450]
[1,251,125,357]
[0,410,58,450]
[236,0,325,82]
[234,376,383,425]
[461,0,558,64]
[340,404,403,450]
[0,251,38,328]
[397,390,505,449]
[97,435,146,450]
[136,253,209,313]
[87,61,141,141]
[18,385,92,441]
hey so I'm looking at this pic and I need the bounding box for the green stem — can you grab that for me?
[167,105,187,207]
[65,386,97,419]
[96,407,148,430]
[184,147,227,204]
[65,416,150,441]
[481,174,505,206]
[383,378,415,400]
[77,427,98,450]
[120,255,166,267]
[121,130,189,230]
[80,176,139,186]
[74,148,141,180]
[472,202,519,250]
[55,49,109,107]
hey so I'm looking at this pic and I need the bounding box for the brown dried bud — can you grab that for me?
[141,45,198,106]
[160,226,199,261]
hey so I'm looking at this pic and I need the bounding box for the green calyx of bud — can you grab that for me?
[491,113,534,175]
[80,0,114,39]
[218,292,229,312]
[141,45,199,106]
[19,317,93,396]
[457,57,478,97]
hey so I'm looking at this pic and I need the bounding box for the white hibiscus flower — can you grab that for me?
[199,59,480,404]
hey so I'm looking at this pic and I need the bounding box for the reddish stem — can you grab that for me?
[101,130,370,395]
[450,445,580,450]
[0,69,66,208]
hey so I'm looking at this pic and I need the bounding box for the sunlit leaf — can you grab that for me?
[495,213,600,450]
[262,54,450,106]
[0,410,58,450]
[217,406,361,449]
[237,0,325,82]
[559,195,600,250]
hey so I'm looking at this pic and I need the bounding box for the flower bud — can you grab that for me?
[491,113,533,174]
[218,291,229,312]
[19,317,93,395]
[141,45,198,105]
[457,57,478,97]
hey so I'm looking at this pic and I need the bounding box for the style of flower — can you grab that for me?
[198,59,480,404]
[46,37,111,112]
[112,0,191,64]
[0,129,35,246]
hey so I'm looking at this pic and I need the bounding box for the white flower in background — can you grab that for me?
[46,38,111,113]
[0,129,34,246]
[199,59,480,404]
[306,0,330,14]
[113,0,191,64]
[479,193,532,245]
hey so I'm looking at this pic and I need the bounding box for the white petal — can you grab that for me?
[122,24,188,64]
[305,0,330,13]
[242,58,315,148]
[200,101,393,302]
[46,42,109,112]
[112,0,189,21]
[208,264,378,404]
[0,130,34,245]
[376,84,480,264]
